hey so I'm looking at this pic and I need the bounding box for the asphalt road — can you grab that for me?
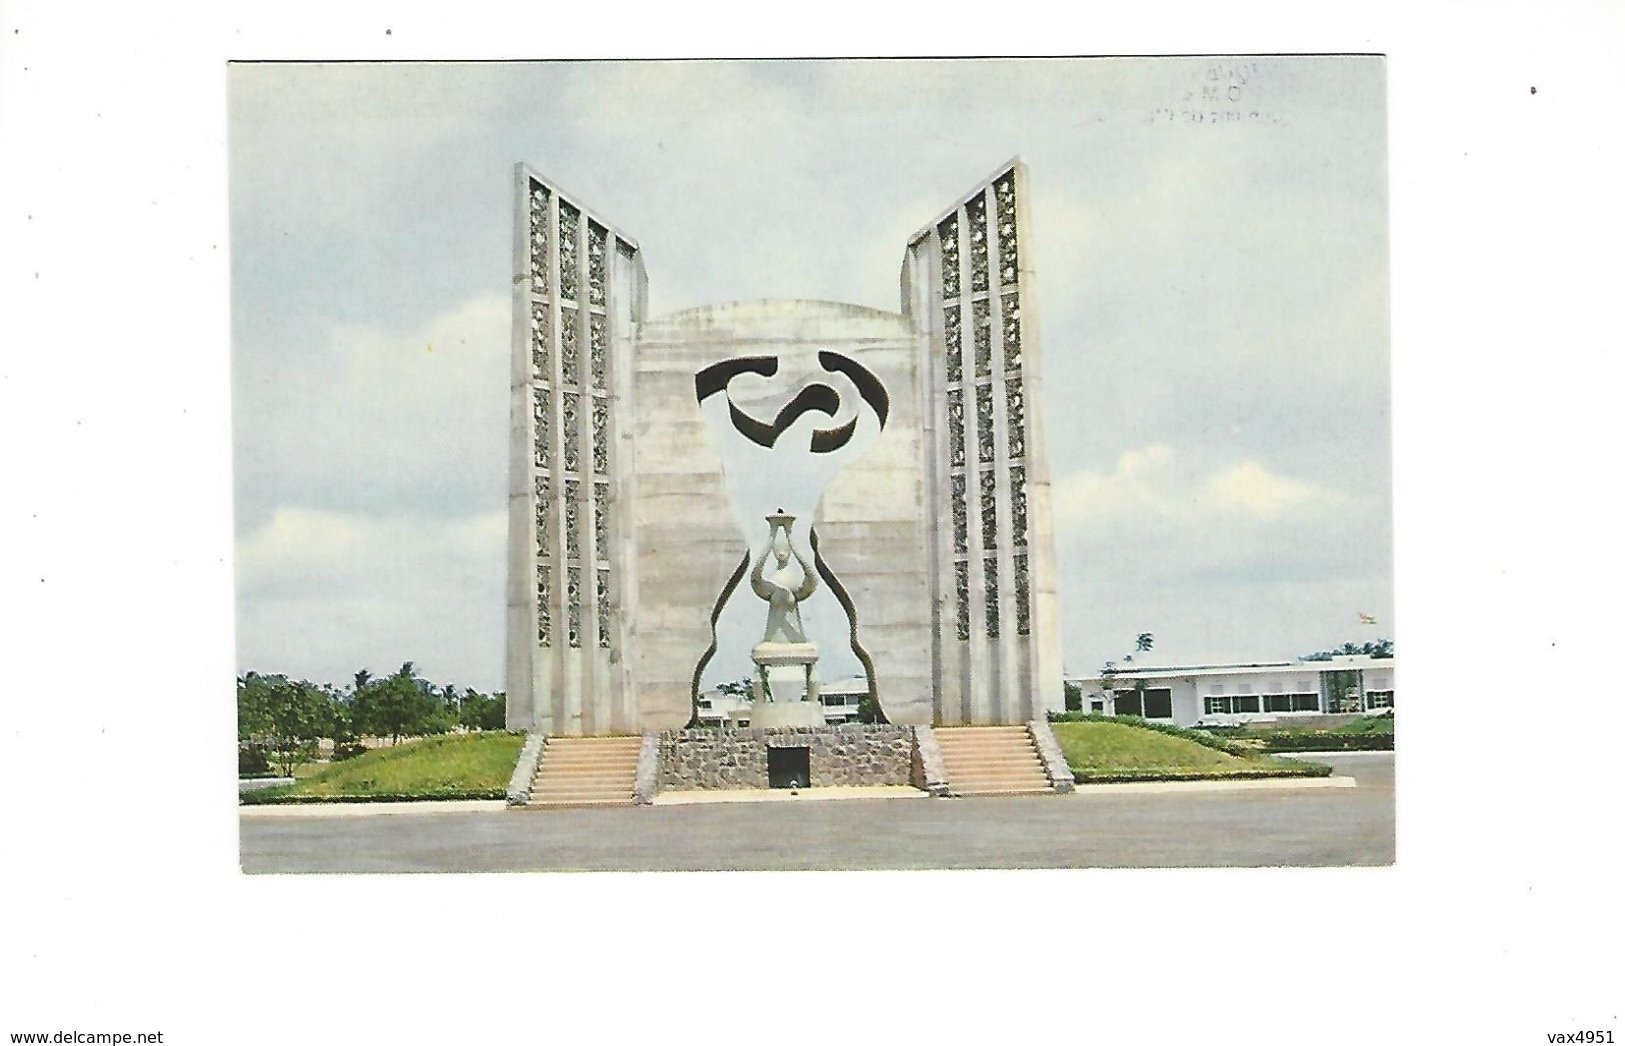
[239,752,1393,873]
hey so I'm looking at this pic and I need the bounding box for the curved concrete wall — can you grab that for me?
[627,300,933,728]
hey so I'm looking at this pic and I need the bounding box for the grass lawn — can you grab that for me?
[1051,720,1329,783]
[241,732,526,804]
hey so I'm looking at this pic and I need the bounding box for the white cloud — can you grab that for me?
[1204,461,1348,521]
[1053,444,1350,530]
[236,507,507,690]
[1049,443,1388,670]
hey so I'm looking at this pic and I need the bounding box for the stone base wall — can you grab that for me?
[910,724,950,796]
[1027,720,1075,793]
[505,733,546,807]
[660,725,914,791]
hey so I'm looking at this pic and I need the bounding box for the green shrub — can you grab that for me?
[240,788,504,805]
[1074,762,1333,784]
[1260,732,1393,752]
[238,746,270,775]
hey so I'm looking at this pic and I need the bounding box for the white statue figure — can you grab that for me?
[750,510,818,645]
[747,512,825,725]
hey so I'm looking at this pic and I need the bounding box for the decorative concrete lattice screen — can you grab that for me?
[905,161,1061,724]
[508,166,646,735]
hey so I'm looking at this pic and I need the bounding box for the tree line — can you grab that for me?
[238,662,506,776]
[1303,639,1393,660]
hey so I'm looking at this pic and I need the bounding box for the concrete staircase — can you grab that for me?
[525,735,641,809]
[936,726,1054,797]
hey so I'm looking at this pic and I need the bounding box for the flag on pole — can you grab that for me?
[1358,612,1377,626]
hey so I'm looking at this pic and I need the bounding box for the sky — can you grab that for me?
[230,56,1391,692]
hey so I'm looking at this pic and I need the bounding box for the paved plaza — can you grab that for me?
[239,752,1393,873]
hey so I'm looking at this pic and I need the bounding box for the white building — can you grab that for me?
[695,675,873,727]
[1071,655,1396,729]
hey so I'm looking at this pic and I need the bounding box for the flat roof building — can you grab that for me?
[1070,655,1396,729]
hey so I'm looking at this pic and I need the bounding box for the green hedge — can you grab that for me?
[1257,733,1393,752]
[239,788,505,806]
[1074,762,1333,784]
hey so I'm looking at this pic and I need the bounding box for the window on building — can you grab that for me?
[1366,690,1394,710]
[1206,695,1262,715]
[1113,690,1141,716]
[1143,688,1173,719]
[1089,700,1104,714]
[1265,694,1292,713]
[1291,693,1319,712]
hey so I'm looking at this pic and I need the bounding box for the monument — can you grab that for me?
[746,512,824,728]
[506,157,1063,734]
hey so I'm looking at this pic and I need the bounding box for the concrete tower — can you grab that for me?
[508,158,1063,732]
[901,159,1064,724]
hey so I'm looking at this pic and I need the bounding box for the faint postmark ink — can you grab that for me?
[1151,59,1280,126]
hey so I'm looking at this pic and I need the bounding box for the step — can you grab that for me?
[543,747,642,756]
[538,756,640,768]
[947,762,1044,773]
[942,750,1040,766]
[945,768,1044,780]
[544,739,642,748]
[953,778,1050,787]
[534,777,636,790]
[536,767,637,779]
[533,763,633,773]
[936,736,1032,746]
[531,779,633,790]
[954,787,1056,797]
[951,778,1049,790]
[523,797,635,809]
[949,768,1048,781]
[529,787,634,801]
[541,749,640,758]
[533,776,633,786]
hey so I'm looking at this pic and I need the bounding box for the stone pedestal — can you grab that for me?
[750,640,824,727]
